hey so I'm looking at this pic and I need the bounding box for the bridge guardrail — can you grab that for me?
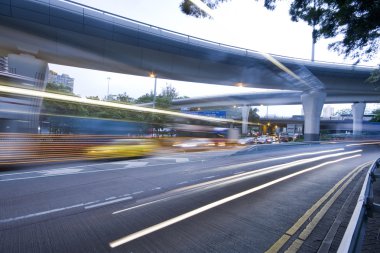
[337,158,380,252]
[11,0,375,69]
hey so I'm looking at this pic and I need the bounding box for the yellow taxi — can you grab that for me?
[87,138,158,159]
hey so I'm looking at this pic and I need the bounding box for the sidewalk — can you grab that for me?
[362,164,380,252]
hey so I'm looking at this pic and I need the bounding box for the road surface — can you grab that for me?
[1,142,379,252]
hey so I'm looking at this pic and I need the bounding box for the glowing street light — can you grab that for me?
[149,72,157,108]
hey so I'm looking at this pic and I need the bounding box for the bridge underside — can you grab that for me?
[0,0,379,140]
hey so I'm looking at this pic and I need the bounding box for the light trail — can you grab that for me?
[109,154,360,248]
[346,142,380,147]
[112,149,362,215]
[0,84,245,124]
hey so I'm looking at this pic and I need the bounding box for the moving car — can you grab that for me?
[237,137,256,145]
[87,139,158,159]
[172,138,216,151]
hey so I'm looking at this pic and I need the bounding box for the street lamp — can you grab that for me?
[107,77,111,100]
[149,72,157,108]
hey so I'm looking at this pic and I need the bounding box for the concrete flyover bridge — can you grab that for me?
[0,0,379,140]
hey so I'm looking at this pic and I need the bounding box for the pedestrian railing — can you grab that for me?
[338,158,380,252]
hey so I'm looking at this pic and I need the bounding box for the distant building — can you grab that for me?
[0,56,8,72]
[48,70,74,92]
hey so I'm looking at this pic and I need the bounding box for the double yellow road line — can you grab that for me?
[266,161,371,253]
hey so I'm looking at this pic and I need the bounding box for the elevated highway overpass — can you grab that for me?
[0,0,379,140]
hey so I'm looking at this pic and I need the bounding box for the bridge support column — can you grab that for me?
[352,102,366,136]
[301,90,326,141]
[242,105,249,135]
[6,54,49,133]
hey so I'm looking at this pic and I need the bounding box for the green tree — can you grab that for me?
[248,107,260,123]
[86,96,100,100]
[116,92,135,104]
[180,0,380,62]
[371,109,380,122]
[135,85,183,136]
[334,108,352,116]
[46,82,74,94]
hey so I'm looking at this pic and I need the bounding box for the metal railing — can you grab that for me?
[338,158,380,252]
[7,0,376,69]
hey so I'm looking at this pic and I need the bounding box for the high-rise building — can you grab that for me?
[48,70,75,92]
[0,56,8,72]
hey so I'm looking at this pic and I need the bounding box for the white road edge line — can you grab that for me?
[85,196,133,209]
[109,154,360,248]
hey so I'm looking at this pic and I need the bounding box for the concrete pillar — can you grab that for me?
[6,54,49,133]
[242,105,249,135]
[301,90,326,141]
[352,102,366,136]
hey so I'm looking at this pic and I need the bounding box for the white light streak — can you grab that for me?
[0,85,240,124]
[109,154,360,248]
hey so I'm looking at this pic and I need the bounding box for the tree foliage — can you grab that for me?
[334,108,352,116]
[180,0,380,62]
[371,109,380,122]
[180,0,228,18]
[248,107,260,123]
[42,84,184,135]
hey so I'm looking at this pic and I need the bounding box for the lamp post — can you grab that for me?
[107,77,111,100]
[149,72,157,108]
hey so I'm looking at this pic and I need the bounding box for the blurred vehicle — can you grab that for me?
[257,135,269,144]
[87,139,158,159]
[279,134,293,142]
[269,135,279,143]
[237,137,256,145]
[172,138,216,151]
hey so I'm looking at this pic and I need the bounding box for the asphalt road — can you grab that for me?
[1,142,380,253]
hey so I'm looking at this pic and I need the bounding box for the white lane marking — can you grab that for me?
[109,154,360,248]
[132,191,144,195]
[156,157,190,163]
[106,196,116,201]
[123,162,149,168]
[112,161,136,165]
[0,203,85,223]
[40,168,83,175]
[0,161,196,182]
[151,187,161,191]
[177,181,188,185]
[204,176,215,179]
[113,197,172,214]
[85,196,133,209]
[233,171,245,175]
[0,160,121,177]
[84,201,99,205]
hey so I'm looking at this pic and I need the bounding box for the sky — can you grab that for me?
[49,0,379,117]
